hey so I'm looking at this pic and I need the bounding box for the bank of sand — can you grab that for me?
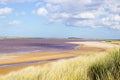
[0,41,119,75]
[67,41,119,48]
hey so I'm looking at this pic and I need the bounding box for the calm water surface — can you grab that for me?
[0,38,85,54]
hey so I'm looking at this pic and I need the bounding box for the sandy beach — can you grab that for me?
[67,41,119,49]
[0,40,119,75]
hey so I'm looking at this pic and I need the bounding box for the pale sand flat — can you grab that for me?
[0,56,17,61]
[67,41,119,49]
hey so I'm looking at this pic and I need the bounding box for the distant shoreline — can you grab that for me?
[0,37,119,40]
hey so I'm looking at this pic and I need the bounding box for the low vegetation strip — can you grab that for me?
[0,48,119,80]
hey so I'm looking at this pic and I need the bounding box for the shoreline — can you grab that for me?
[0,41,119,75]
[67,41,119,49]
[0,56,76,68]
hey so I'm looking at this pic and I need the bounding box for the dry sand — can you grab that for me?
[67,41,119,49]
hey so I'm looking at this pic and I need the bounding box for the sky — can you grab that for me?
[0,0,120,39]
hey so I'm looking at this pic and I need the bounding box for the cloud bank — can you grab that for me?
[35,0,120,30]
[0,7,13,19]
[0,7,12,15]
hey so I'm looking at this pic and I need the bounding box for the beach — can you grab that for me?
[0,39,119,75]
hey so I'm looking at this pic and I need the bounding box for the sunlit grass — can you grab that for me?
[88,48,120,80]
[0,48,119,80]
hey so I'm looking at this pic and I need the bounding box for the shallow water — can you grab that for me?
[0,38,82,54]
[0,38,99,69]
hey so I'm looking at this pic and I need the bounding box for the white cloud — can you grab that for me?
[46,3,60,12]
[73,12,95,19]
[48,12,71,22]
[34,0,120,30]
[0,0,37,4]
[37,7,48,16]
[44,0,63,3]
[0,7,13,15]
[45,0,92,4]
[111,15,120,21]
[9,20,21,25]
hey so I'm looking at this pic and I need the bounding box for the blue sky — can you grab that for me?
[0,0,120,39]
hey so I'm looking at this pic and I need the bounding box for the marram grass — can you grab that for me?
[0,48,119,80]
[88,49,120,80]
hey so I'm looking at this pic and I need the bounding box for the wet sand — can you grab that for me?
[0,44,105,75]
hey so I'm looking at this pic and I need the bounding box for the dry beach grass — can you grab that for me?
[0,48,119,80]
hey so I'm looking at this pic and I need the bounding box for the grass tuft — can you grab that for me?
[88,49,120,80]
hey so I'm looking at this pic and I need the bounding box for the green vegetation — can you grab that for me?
[0,48,120,80]
[88,49,120,80]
